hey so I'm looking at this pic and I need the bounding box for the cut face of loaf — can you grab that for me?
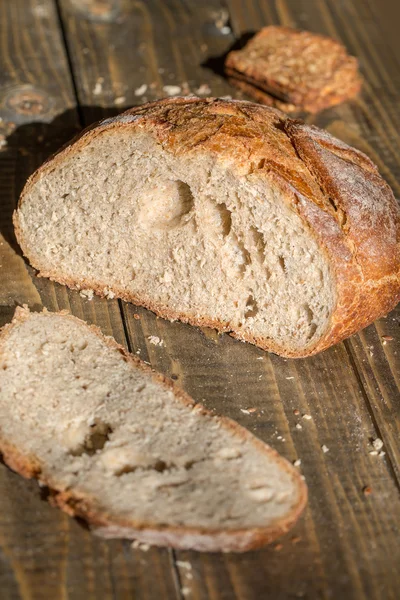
[0,308,306,552]
[14,98,400,357]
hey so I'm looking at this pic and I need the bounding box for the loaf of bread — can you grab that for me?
[0,308,306,552]
[14,98,400,357]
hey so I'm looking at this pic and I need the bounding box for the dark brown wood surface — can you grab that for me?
[0,1,399,598]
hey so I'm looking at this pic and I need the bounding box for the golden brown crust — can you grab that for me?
[0,307,307,552]
[225,26,362,113]
[14,97,400,357]
[226,73,299,113]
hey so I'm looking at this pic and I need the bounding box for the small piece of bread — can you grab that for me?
[0,308,306,552]
[225,26,362,113]
[14,98,400,357]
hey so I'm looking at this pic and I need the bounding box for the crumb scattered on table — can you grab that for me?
[176,560,192,570]
[80,289,94,301]
[148,335,164,347]
[196,83,211,95]
[131,540,151,551]
[135,84,148,96]
[163,85,182,96]
[103,288,115,300]
[93,77,104,95]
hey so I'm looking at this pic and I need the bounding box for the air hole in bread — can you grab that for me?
[154,459,168,472]
[303,304,314,323]
[278,256,286,273]
[114,464,137,476]
[245,295,259,318]
[249,226,266,265]
[257,158,266,169]
[216,202,232,237]
[308,323,317,339]
[302,305,317,340]
[138,180,194,231]
[238,238,252,275]
[201,197,232,239]
[71,421,113,457]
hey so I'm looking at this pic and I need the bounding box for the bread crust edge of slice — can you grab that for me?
[0,307,307,553]
[225,70,361,114]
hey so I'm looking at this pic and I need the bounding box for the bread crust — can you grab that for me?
[225,26,362,113]
[14,97,400,357]
[226,72,298,113]
[0,307,307,552]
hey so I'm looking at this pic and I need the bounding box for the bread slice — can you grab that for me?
[14,97,400,357]
[225,27,362,113]
[0,307,306,552]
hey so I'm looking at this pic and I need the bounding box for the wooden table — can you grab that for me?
[0,1,399,598]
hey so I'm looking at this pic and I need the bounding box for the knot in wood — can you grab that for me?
[6,88,49,116]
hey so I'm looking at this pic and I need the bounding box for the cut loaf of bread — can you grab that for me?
[14,97,400,357]
[0,308,306,552]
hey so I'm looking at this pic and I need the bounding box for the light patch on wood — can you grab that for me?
[0,235,42,308]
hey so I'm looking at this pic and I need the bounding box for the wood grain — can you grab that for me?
[1,0,400,598]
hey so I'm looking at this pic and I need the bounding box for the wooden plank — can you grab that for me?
[0,1,180,599]
[57,0,400,599]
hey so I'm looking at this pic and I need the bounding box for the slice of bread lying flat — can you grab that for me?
[225,27,362,113]
[14,97,400,357]
[0,308,306,552]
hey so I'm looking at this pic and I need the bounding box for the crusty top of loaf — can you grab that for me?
[98,97,398,273]
[16,97,400,354]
